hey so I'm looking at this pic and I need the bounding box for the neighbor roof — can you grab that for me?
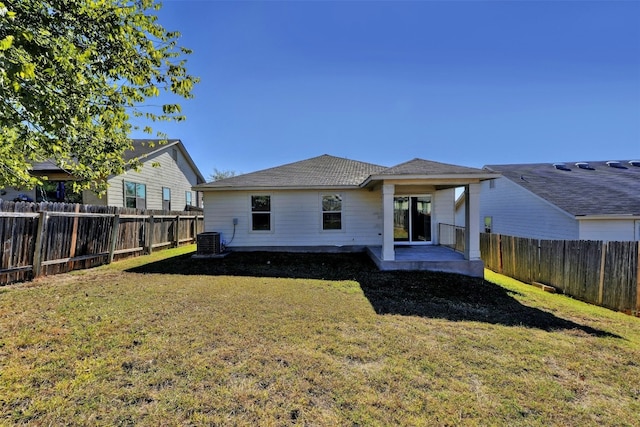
[196,155,387,189]
[196,154,497,191]
[31,139,205,184]
[484,161,640,216]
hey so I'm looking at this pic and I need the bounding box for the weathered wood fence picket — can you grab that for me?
[480,233,640,316]
[0,200,203,285]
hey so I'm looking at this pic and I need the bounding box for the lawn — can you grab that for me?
[1,245,639,426]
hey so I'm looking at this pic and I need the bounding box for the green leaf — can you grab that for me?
[0,35,13,51]
[0,0,198,192]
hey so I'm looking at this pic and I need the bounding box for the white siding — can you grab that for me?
[433,188,455,244]
[203,189,383,248]
[578,219,638,241]
[101,147,200,210]
[479,177,579,239]
[454,199,466,226]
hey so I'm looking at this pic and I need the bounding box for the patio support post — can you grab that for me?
[382,183,395,261]
[464,183,481,260]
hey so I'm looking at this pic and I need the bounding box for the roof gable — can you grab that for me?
[29,139,205,184]
[378,158,490,176]
[485,161,640,216]
[199,155,387,189]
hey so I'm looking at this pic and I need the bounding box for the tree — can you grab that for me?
[0,0,198,193]
[209,168,236,182]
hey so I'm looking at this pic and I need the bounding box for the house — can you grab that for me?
[479,160,640,241]
[194,155,499,277]
[1,139,206,210]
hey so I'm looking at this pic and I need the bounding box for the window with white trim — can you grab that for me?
[185,191,193,206]
[162,187,171,210]
[251,195,271,231]
[322,194,342,230]
[124,181,146,209]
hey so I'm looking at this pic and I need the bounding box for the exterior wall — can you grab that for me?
[82,190,107,206]
[203,188,383,248]
[101,147,201,210]
[479,177,579,240]
[454,199,465,226]
[433,188,455,244]
[578,219,639,241]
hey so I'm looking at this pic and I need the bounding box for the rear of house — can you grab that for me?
[195,155,499,277]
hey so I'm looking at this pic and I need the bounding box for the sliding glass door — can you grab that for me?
[393,196,431,243]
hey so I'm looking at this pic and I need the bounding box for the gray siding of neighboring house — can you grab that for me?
[203,188,383,248]
[479,177,579,240]
[101,147,200,210]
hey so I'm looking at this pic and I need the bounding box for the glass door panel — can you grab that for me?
[394,195,431,243]
[393,197,409,241]
[411,196,431,242]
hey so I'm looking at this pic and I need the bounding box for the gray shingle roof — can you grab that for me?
[124,139,181,161]
[376,158,490,176]
[198,155,497,190]
[484,161,640,216]
[30,138,205,184]
[198,155,387,189]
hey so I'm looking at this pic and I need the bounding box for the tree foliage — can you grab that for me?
[0,0,198,192]
[209,168,236,182]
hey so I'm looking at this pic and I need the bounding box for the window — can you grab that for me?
[251,195,271,231]
[171,148,178,161]
[322,194,342,230]
[162,187,171,211]
[124,181,146,209]
[484,216,493,233]
[35,181,82,203]
[185,191,192,206]
[489,179,495,189]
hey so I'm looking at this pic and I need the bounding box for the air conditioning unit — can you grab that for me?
[197,232,221,255]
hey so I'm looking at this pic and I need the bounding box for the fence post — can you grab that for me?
[174,215,180,247]
[108,214,120,264]
[598,241,607,305]
[146,214,154,254]
[32,212,47,278]
[498,234,503,273]
[68,204,80,270]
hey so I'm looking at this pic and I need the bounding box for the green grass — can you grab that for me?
[1,245,639,425]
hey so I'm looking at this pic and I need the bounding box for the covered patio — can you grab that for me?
[361,159,498,278]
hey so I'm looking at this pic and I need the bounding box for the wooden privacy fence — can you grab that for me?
[480,233,640,316]
[0,200,203,285]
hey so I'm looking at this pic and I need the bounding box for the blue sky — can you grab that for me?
[133,0,640,178]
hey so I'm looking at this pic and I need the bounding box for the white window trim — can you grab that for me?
[320,193,344,232]
[124,181,146,209]
[250,194,273,233]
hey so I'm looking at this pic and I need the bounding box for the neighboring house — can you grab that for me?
[1,139,205,210]
[478,160,640,241]
[194,154,498,276]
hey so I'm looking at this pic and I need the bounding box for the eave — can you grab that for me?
[193,184,363,192]
[360,173,500,188]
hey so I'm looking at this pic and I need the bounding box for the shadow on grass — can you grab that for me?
[128,251,620,338]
